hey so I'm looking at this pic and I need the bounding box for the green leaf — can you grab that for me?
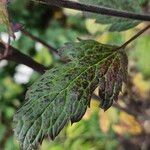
[14,40,128,149]
[79,0,142,31]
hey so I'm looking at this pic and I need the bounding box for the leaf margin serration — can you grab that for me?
[14,40,128,150]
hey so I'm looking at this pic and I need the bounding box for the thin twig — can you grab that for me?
[21,28,58,55]
[0,42,46,74]
[36,0,150,21]
[119,24,150,49]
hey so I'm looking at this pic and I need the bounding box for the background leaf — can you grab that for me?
[79,0,142,31]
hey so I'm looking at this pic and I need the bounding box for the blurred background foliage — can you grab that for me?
[0,0,150,150]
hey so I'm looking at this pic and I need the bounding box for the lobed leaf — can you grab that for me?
[98,50,128,110]
[14,40,128,149]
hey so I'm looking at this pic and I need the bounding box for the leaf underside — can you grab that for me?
[14,40,128,150]
[79,0,142,31]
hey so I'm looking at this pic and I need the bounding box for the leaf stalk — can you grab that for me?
[119,24,150,49]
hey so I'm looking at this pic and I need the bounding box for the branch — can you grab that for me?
[0,42,46,74]
[37,0,150,21]
[21,28,58,55]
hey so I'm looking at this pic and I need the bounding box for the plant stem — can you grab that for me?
[119,24,150,49]
[0,42,46,74]
[37,0,150,21]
